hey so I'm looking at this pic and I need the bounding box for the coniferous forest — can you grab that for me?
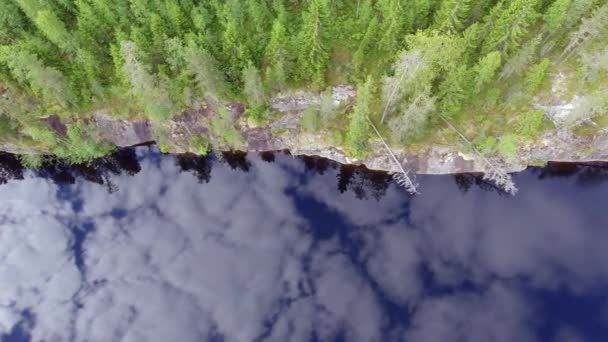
[0,0,607,167]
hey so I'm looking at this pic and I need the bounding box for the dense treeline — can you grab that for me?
[0,0,607,163]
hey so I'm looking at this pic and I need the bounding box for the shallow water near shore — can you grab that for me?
[1,146,608,342]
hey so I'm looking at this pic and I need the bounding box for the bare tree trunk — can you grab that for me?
[367,116,419,194]
[438,115,518,195]
[380,70,406,124]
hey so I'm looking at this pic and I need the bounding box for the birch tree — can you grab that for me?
[561,3,608,60]
[183,41,226,98]
[243,62,265,108]
[499,35,541,80]
[389,94,435,143]
[380,50,428,123]
[120,41,174,122]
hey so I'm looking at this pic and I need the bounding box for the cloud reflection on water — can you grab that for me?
[0,149,607,342]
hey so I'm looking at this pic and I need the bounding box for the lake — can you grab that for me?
[1,147,608,342]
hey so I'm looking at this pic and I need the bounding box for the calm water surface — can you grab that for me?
[1,147,608,342]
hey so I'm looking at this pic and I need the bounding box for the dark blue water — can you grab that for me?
[1,147,608,342]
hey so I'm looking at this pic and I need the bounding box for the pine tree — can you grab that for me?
[438,65,471,118]
[482,0,541,55]
[0,48,75,108]
[0,1,26,44]
[221,18,250,81]
[163,0,187,35]
[473,51,501,93]
[346,77,374,159]
[264,18,290,92]
[352,16,379,74]
[296,0,330,87]
[377,0,405,54]
[433,0,473,32]
[14,0,44,22]
[35,10,77,52]
[543,0,572,34]
[525,58,550,93]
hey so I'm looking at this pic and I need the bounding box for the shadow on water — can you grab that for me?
[2,148,608,199]
[0,148,400,200]
[0,154,24,184]
[452,173,510,196]
[532,162,608,187]
[176,154,213,183]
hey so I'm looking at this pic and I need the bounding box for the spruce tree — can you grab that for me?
[296,0,330,88]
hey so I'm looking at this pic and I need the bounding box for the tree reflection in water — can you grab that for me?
[221,151,251,172]
[176,154,213,184]
[533,162,608,187]
[2,147,608,341]
[0,153,24,184]
[2,148,608,200]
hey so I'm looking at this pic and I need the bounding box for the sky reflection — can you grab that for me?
[0,148,607,342]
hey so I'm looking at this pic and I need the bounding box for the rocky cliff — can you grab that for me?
[1,84,605,175]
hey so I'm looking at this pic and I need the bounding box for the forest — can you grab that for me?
[0,0,607,178]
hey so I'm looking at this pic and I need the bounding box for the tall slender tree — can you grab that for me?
[296,0,330,87]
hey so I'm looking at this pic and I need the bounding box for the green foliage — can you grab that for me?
[300,107,322,133]
[159,143,170,154]
[516,109,546,139]
[182,41,226,98]
[243,63,266,108]
[482,0,541,55]
[345,77,374,159]
[499,35,541,80]
[296,0,330,88]
[0,48,75,109]
[58,124,115,164]
[473,51,501,93]
[264,18,290,92]
[35,10,76,52]
[121,41,175,122]
[191,135,210,155]
[318,89,337,122]
[433,0,473,32]
[525,58,550,93]
[352,16,379,74]
[496,134,519,158]
[389,94,435,143]
[0,1,26,44]
[210,108,243,148]
[24,124,60,147]
[245,106,269,125]
[543,0,572,33]
[477,135,497,155]
[0,0,605,162]
[18,154,44,169]
[528,158,548,167]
